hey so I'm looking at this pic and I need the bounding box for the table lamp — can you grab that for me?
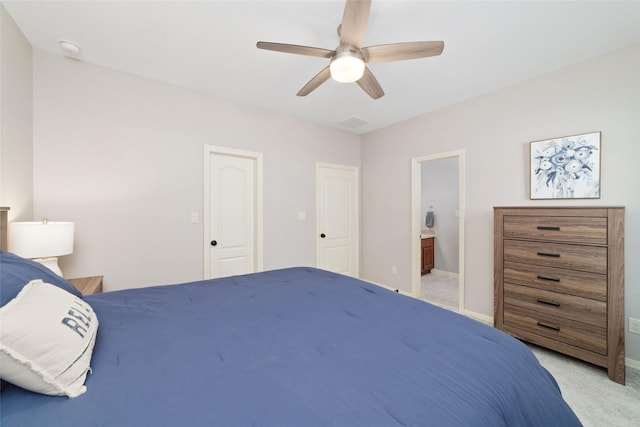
[8,219,75,277]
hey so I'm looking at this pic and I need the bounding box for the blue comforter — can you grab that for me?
[1,267,580,426]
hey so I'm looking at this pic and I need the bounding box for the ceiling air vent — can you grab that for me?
[338,116,369,129]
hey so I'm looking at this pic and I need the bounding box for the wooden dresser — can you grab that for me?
[494,206,625,384]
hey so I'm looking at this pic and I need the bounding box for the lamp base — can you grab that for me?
[33,257,64,277]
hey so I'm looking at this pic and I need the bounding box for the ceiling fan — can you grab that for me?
[256,0,444,100]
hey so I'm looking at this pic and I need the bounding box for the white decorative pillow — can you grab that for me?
[0,280,99,398]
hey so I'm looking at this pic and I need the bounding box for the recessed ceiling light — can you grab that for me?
[59,40,81,54]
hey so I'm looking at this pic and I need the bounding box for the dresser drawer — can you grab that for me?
[504,283,606,328]
[503,261,606,301]
[504,239,607,274]
[504,304,606,355]
[504,215,607,244]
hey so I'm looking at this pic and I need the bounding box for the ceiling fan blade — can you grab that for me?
[339,0,371,48]
[357,66,384,99]
[361,41,444,63]
[257,41,335,58]
[297,66,332,97]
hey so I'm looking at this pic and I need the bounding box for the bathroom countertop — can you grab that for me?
[420,229,436,239]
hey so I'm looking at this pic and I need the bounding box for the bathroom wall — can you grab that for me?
[421,158,459,274]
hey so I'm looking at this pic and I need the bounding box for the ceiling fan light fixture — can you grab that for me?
[330,50,365,83]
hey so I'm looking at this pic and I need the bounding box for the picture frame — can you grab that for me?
[530,131,601,199]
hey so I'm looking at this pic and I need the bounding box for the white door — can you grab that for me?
[204,146,263,279]
[317,163,359,277]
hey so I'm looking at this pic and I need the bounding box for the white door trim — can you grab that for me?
[316,162,360,277]
[203,145,263,279]
[411,150,465,312]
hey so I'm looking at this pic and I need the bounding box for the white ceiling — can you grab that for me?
[4,1,640,134]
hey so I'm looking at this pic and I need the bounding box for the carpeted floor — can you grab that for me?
[529,344,640,426]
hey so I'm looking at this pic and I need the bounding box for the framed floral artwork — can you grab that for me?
[530,131,601,199]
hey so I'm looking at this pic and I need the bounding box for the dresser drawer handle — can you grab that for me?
[537,226,560,231]
[537,252,560,258]
[537,275,560,282]
[536,298,560,307]
[536,321,560,331]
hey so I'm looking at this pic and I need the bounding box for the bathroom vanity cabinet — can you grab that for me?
[421,237,434,275]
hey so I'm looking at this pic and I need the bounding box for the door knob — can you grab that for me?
[210,240,218,246]
[320,234,326,238]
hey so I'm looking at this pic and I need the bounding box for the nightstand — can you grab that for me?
[68,275,103,296]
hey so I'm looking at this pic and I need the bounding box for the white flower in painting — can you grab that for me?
[539,159,553,170]
[565,159,583,174]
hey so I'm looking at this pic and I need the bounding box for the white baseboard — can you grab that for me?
[461,309,493,326]
[430,269,459,279]
[626,357,640,371]
[365,279,413,297]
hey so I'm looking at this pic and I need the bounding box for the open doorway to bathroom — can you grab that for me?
[411,150,465,312]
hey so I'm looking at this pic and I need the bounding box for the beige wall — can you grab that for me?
[32,49,361,291]
[361,44,640,362]
[0,4,32,220]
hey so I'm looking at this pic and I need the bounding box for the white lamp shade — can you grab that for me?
[9,221,75,259]
[330,52,365,83]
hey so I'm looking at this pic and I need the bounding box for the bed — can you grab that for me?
[0,222,580,426]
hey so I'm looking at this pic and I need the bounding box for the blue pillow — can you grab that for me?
[0,251,82,306]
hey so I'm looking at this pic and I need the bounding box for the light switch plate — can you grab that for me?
[190,211,199,224]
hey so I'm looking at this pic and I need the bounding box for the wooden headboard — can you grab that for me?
[1,206,9,251]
